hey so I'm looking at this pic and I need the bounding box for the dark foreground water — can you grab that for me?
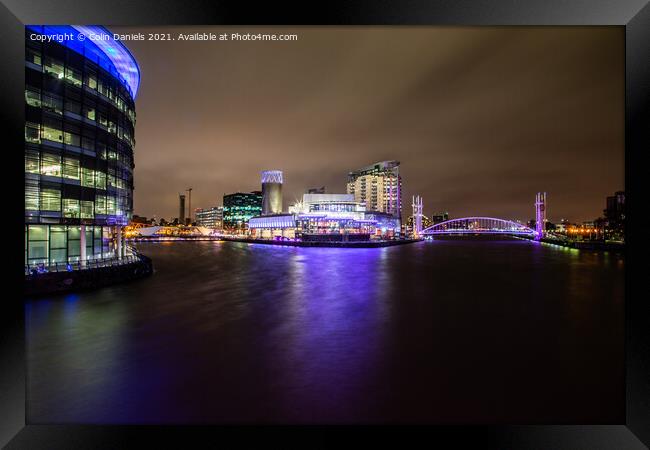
[26,238,625,424]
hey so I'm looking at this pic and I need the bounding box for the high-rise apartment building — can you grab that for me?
[347,161,402,220]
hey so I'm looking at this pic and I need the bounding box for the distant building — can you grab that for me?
[430,212,449,224]
[249,193,400,241]
[195,206,223,229]
[603,190,625,240]
[347,160,402,220]
[131,215,149,225]
[179,194,186,225]
[307,186,326,194]
[261,170,283,215]
[223,191,262,232]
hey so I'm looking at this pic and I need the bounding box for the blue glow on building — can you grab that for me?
[26,25,140,98]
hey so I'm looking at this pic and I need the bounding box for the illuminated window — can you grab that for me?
[95,171,107,190]
[25,179,39,210]
[62,157,80,180]
[49,226,67,263]
[27,225,49,262]
[25,122,41,143]
[85,73,97,90]
[25,88,41,107]
[63,198,80,218]
[40,188,61,211]
[95,194,106,214]
[81,167,94,187]
[43,57,64,79]
[81,201,94,219]
[42,124,63,143]
[41,153,61,177]
[25,148,39,174]
[65,67,82,87]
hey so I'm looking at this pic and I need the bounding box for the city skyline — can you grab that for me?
[118,26,624,223]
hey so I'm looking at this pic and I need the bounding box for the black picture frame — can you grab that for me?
[1,1,648,447]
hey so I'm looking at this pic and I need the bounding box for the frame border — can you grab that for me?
[1,1,648,447]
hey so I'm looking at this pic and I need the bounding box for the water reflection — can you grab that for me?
[26,239,625,423]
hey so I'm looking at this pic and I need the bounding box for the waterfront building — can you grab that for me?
[195,206,223,229]
[347,160,402,220]
[222,191,262,232]
[431,212,450,224]
[178,194,186,224]
[261,170,283,215]
[603,191,625,240]
[25,25,139,267]
[249,193,400,241]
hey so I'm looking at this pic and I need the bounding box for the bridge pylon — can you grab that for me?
[535,192,547,240]
[412,195,423,238]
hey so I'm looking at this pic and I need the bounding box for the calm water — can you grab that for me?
[26,238,625,423]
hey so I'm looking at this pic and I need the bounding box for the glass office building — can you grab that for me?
[24,26,140,267]
[222,192,262,232]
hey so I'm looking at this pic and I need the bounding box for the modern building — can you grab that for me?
[222,191,262,232]
[178,194,186,224]
[430,212,450,224]
[195,206,223,229]
[603,190,625,240]
[261,170,283,215]
[249,193,400,241]
[25,25,139,267]
[347,160,402,220]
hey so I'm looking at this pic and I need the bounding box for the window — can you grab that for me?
[85,73,97,90]
[25,148,40,174]
[64,132,80,147]
[84,106,96,121]
[65,67,82,87]
[64,99,81,115]
[81,136,95,151]
[27,48,41,66]
[67,227,81,258]
[81,201,94,219]
[40,188,61,211]
[25,88,41,107]
[62,157,80,179]
[49,226,67,263]
[42,94,63,114]
[63,198,80,218]
[27,225,49,262]
[42,121,63,143]
[81,167,94,187]
[95,194,106,214]
[43,57,64,79]
[25,122,41,143]
[95,171,107,190]
[25,179,39,210]
[41,153,61,177]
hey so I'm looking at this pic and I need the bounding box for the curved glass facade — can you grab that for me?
[24,26,139,267]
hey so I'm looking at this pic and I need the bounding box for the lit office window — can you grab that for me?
[63,198,80,218]
[95,195,106,214]
[41,153,61,177]
[25,148,40,173]
[25,88,41,107]
[65,67,82,87]
[62,157,80,179]
[85,73,97,90]
[95,171,107,190]
[81,167,94,187]
[25,122,41,143]
[42,124,63,143]
[43,57,65,79]
[25,179,39,210]
[40,188,61,211]
[81,201,94,219]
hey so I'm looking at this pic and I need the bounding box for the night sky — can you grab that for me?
[115,26,624,223]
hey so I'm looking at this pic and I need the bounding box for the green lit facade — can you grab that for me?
[222,192,262,231]
[24,26,139,267]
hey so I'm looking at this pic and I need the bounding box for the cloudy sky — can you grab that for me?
[116,26,623,223]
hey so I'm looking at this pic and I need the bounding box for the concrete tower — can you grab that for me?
[261,170,283,215]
